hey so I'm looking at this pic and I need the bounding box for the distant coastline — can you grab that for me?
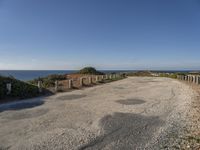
[0,70,197,81]
[0,70,131,81]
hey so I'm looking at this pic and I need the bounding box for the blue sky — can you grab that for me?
[0,0,200,70]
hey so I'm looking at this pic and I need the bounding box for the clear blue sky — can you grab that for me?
[0,0,200,70]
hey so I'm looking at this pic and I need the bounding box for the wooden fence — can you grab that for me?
[177,75,200,85]
[38,74,122,93]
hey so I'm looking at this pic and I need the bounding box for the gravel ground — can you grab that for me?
[0,77,196,150]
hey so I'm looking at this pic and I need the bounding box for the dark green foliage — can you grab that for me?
[126,71,152,77]
[159,72,189,79]
[0,75,39,100]
[159,73,177,79]
[28,74,67,88]
[78,67,104,75]
[176,72,188,76]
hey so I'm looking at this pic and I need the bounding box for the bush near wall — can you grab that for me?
[0,75,39,100]
[28,74,67,88]
[159,73,189,79]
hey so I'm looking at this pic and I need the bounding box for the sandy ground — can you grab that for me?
[0,77,196,150]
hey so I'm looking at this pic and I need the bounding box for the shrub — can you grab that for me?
[126,71,152,77]
[78,67,104,75]
[28,74,67,88]
[0,75,39,100]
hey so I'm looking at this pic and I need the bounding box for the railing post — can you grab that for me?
[6,83,12,95]
[69,80,73,89]
[96,76,99,82]
[106,75,108,79]
[196,76,199,85]
[89,77,92,84]
[101,75,104,80]
[55,80,58,92]
[193,76,196,84]
[80,77,84,87]
[184,76,187,81]
[38,81,42,93]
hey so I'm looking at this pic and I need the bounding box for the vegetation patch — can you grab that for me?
[126,71,153,77]
[78,67,104,75]
[28,74,67,88]
[0,75,39,100]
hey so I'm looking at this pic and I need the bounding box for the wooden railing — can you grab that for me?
[177,75,200,84]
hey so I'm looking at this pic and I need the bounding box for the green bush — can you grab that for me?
[78,67,104,75]
[159,73,185,79]
[126,71,152,77]
[0,75,39,100]
[28,74,67,88]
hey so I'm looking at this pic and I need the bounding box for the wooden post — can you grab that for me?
[106,75,108,79]
[101,75,104,80]
[69,80,73,89]
[55,80,58,92]
[196,76,199,85]
[96,76,99,82]
[193,76,196,84]
[6,83,11,95]
[38,81,42,93]
[184,76,187,81]
[80,78,84,87]
[89,77,92,84]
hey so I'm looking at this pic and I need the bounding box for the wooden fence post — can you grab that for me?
[69,80,73,89]
[101,75,104,80]
[55,80,58,92]
[193,76,196,84]
[106,75,108,79]
[80,78,84,87]
[196,76,199,85]
[38,81,42,93]
[88,77,92,84]
[184,76,187,81]
[6,83,12,95]
[96,76,99,82]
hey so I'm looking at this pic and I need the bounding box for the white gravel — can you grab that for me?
[0,77,195,150]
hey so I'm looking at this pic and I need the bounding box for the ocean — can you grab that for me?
[0,70,132,81]
[0,70,193,81]
[0,70,77,81]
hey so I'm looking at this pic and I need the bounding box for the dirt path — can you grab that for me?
[0,77,196,150]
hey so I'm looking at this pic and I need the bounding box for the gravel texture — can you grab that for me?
[0,77,196,150]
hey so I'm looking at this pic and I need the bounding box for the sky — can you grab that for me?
[0,0,200,70]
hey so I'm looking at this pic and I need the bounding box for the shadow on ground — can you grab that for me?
[58,94,87,101]
[116,99,146,105]
[0,99,44,113]
[79,112,164,150]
